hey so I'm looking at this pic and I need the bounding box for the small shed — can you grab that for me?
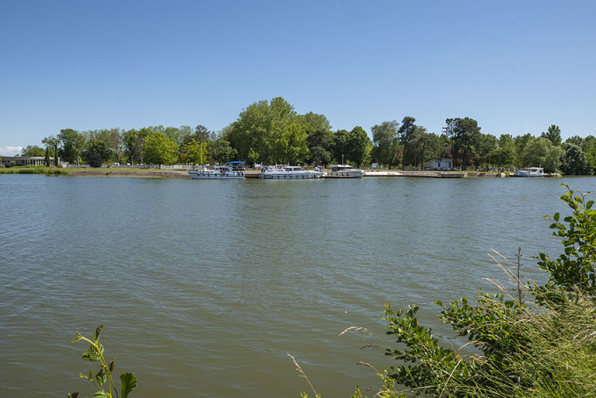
[425,158,454,171]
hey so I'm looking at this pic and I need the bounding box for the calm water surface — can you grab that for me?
[1,175,595,397]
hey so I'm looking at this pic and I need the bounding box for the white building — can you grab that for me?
[425,158,454,170]
[1,156,57,166]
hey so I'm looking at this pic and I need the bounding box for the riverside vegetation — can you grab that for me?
[294,185,596,397]
[10,97,596,174]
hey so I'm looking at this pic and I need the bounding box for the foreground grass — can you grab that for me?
[445,296,596,398]
[0,167,68,175]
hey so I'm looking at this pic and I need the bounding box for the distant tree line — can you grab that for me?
[17,96,596,174]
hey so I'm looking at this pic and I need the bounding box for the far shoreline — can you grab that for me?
[0,166,565,179]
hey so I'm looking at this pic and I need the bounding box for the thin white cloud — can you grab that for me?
[0,146,24,156]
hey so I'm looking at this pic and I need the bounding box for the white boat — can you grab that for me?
[260,165,323,179]
[325,164,363,178]
[188,161,245,179]
[515,167,544,177]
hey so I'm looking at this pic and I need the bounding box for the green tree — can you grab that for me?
[306,129,334,166]
[580,135,596,174]
[42,135,60,166]
[398,117,420,169]
[474,133,498,169]
[108,129,123,164]
[513,133,533,167]
[273,121,308,165]
[180,139,208,165]
[21,145,46,157]
[193,124,212,144]
[227,97,300,164]
[84,139,111,167]
[413,131,443,170]
[332,129,350,165]
[122,128,150,164]
[541,124,562,146]
[371,121,399,168]
[560,143,591,175]
[162,126,183,145]
[83,129,119,164]
[142,132,179,166]
[181,125,212,147]
[566,135,583,147]
[443,117,481,170]
[179,125,193,141]
[58,128,86,164]
[347,126,372,168]
[407,126,428,168]
[207,134,237,165]
[490,134,515,168]
[521,137,564,173]
[295,112,332,135]
[297,112,333,166]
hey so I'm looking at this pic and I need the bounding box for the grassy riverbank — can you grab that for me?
[0,166,189,178]
[1,166,564,179]
[0,166,68,175]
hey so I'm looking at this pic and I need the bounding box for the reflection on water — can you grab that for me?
[1,175,594,397]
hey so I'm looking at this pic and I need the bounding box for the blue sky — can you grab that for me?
[1,0,595,155]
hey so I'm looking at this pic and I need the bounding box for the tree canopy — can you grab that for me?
[541,124,562,146]
[306,129,334,166]
[371,121,399,168]
[21,145,45,157]
[58,128,86,164]
[560,143,591,175]
[22,101,595,174]
[142,132,179,165]
[443,117,481,170]
[521,137,564,173]
[347,126,372,168]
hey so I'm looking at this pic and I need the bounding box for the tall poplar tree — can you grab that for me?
[398,117,419,169]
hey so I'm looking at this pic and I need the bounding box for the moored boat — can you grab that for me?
[325,164,363,178]
[260,165,323,179]
[188,161,245,179]
[515,167,544,177]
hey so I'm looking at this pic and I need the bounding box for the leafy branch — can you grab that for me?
[68,325,137,398]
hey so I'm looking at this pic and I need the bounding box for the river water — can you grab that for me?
[1,175,595,397]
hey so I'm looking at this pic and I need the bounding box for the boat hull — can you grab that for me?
[259,172,322,179]
[515,168,544,177]
[325,170,363,178]
[188,171,244,179]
